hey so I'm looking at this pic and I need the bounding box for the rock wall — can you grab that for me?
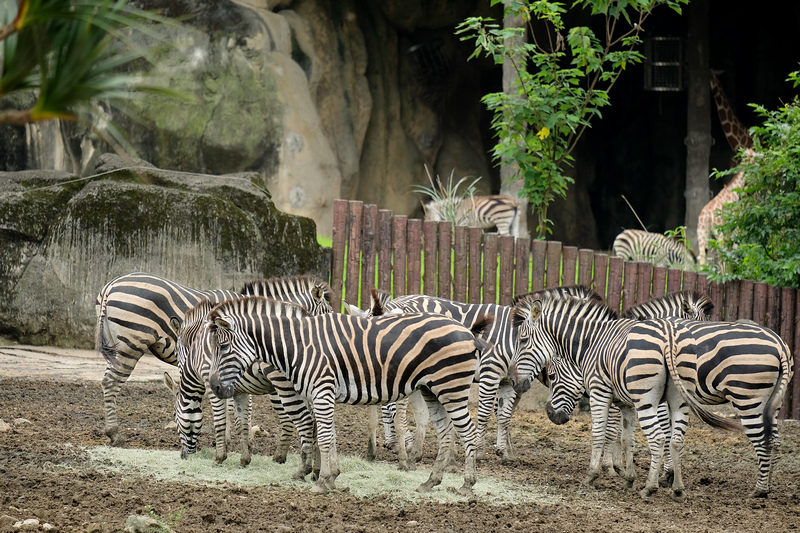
[0,154,328,348]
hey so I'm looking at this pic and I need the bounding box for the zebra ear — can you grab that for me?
[169,316,182,335]
[163,372,176,394]
[681,300,693,316]
[213,317,232,331]
[312,285,326,302]
[529,300,542,322]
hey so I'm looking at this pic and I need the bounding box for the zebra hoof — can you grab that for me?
[272,453,288,464]
[671,490,685,501]
[659,471,675,488]
[416,483,434,493]
[749,489,769,499]
[639,488,656,500]
[310,483,328,494]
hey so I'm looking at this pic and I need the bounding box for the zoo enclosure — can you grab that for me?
[329,199,800,420]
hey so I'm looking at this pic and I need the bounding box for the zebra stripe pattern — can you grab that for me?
[166,299,319,478]
[95,272,238,445]
[667,319,793,497]
[96,272,333,446]
[547,291,714,477]
[510,294,739,499]
[424,195,519,236]
[205,295,492,494]
[612,229,696,267]
[363,286,601,461]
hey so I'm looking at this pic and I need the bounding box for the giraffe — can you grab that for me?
[696,74,753,264]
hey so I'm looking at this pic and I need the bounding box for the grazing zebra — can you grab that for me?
[95,272,333,445]
[358,286,601,461]
[612,229,696,268]
[509,294,739,499]
[424,195,519,237]
[163,299,319,479]
[205,295,492,494]
[547,291,715,477]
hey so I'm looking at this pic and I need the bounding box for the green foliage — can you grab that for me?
[456,0,687,237]
[705,71,800,288]
[0,0,180,152]
[145,504,185,532]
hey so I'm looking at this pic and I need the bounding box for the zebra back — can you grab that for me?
[424,195,519,236]
[612,229,696,267]
[623,291,713,321]
[240,275,334,316]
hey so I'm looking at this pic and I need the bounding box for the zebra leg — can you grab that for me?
[442,394,479,495]
[416,390,454,493]
[232,392,253,468]
[393,397,412,471]
[657,402,677,488]
[602,406,624,477]
[266,391,293,464]
[618,406,637,490]
[310,391,337,494]
[381,403,399,452]
[475,365,502,460]
[495,384,520,462]
[210,394,229,465]
[584,396,614,488]
[408,390,428,462]
[665,400,689,501]
[101,356,142,446]
[738,403,774,498]
[635,402,667,500]
[366,405,378,461]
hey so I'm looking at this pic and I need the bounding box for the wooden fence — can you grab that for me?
[329,199,800,419]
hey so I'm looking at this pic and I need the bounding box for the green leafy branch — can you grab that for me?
[456,0,687,237]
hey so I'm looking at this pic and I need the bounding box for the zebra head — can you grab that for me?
[544,359,586,425]
[622,291,714,321]
[509,295,555,394]
[168,300,216,458]
[509,287,603,394]
[207,296,310,400]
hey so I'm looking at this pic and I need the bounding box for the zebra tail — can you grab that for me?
[762,340,793,450]
[94,292,120,363]
[664,321,742,432]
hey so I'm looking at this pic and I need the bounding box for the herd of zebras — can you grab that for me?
[96,271,792,499]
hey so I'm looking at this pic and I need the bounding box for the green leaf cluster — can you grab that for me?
[0,0,180,151]
[706,71,800,288]
[456,0,687,237]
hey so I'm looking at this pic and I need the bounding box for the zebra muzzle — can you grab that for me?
[209,374,234,399]
[545,401,571,425]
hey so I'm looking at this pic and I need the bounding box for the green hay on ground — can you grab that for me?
[85,446,561,506]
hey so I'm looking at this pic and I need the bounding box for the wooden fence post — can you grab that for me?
[453,226,468,303]
[499,236,516,305]
[593,253,609,301]
[545,241,562,289]
[515,238,532,297]
[562,246,578,287]
[531,241,546,292]
[468,228,483,304]
[331,199,348,311]
[377,209,393,294]
[578,249,594,288]
[437,221,452,300]
[360,204,378,310]
[607,256,624,312]
[423,221,438,296]
[345,201,363,308]
[407,219,423,295]
[483,234,499,304]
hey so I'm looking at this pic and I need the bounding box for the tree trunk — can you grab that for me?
[499,1,529,239]
[684,0,712,252]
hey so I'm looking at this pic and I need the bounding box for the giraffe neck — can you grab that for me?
[710,74,753,152]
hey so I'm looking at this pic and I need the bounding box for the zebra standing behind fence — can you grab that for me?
[612,229,696,268]
[509,293,740,500]
[424,195,519,237]
[205,295,493,494]
[95,272,333,446]
[164,299,319,479]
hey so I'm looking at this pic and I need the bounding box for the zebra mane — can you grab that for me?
[239,275,333,304]
[209,295,311,324]
[511,291,618,329]
[182,299,215,327]
[511,285,603,308]
[622,291,714,320]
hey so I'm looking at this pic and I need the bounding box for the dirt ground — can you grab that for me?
[1,353,800,532]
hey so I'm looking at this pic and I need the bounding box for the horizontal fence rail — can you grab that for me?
[330,199,799,419]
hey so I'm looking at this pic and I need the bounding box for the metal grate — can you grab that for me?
[644,37,684,91]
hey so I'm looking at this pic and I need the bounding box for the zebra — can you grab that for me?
[95,272,333,445]
[612,229,696,268]
[163,299,319,479]
[509,293,740,499]
[205,295,493,494]
[356,285,601,462]
[546,291,715,477]
[424,195,519,237]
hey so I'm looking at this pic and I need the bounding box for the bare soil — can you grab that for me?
[1,377,800,533]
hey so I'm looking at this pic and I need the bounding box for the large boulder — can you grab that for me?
[0,154,329,348]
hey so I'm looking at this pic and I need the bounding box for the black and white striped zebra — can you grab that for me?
[164,299,319,478]
[612,229,696,267]
[424,195,519,236]
[95,272,333,445]
[205,295,492,494]
[356,286,600,461]
[546,291,715,476]
[509,293,739,499]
